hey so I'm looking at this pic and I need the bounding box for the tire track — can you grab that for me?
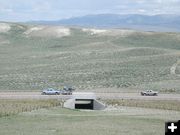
[170,60,180,75]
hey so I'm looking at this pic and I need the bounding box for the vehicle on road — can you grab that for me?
[61,90,72,95]
[141,90,158,96]
[41,88,60,95]
[61,86,75,95]
[42,86,75,95]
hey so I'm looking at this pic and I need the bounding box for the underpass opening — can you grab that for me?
[75,99,93,110]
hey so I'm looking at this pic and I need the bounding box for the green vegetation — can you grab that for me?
[1,23,180,92]
[0,107,179,135]
[104,99,180,111]
[0,98,179,135]
[0,99,62,117]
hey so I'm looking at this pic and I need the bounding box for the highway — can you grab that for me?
[0,92,180,101]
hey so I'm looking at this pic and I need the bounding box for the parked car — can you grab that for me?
[41,88,60,95]
[60,90,72,95]
[60,86,75,95]
[141,90,158,96]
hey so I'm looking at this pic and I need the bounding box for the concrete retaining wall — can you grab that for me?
[93,99,106,110]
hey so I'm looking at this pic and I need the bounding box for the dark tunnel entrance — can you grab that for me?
[75,99,93,110]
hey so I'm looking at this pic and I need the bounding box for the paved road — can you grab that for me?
[0,92,180,101]
[97,93,180,101]
[0,92,71,100]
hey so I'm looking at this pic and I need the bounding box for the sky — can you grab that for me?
[0,0,180,22]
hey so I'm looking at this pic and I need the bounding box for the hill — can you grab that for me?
[0,22,180,92]
[30,14,180,32]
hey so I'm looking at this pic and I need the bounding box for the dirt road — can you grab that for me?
[0,92,180,101]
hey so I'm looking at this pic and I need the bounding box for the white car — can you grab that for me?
[141,90,158,96]
[41,88,60,95]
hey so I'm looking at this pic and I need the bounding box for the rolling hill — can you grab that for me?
[0,22,180,92]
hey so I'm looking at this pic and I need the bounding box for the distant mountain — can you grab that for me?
[29,14,180,32]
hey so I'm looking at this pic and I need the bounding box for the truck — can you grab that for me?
[141,90,158,96]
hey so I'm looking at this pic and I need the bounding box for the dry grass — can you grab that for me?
[104,99,180,111]
[0,99,62,117]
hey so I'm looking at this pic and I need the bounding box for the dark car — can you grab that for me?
[61,86,75,95]
[63,86,75,91]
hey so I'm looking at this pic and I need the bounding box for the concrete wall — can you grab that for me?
[63,99,75,109]
[93,99,106,110]
[64,98,106,110]
[72,92,96,99]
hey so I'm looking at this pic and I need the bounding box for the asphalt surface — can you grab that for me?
[0,92,180,101]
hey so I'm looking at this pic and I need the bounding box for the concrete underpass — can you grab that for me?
[64,92,106,110]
